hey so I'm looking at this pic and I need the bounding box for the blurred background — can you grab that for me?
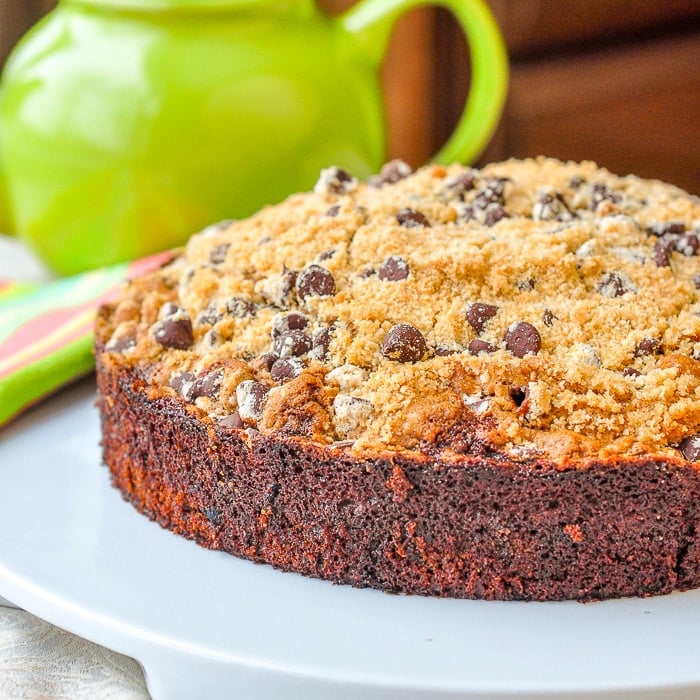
[1,0,699,193]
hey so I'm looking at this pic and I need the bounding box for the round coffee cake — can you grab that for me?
[96,157,700,600]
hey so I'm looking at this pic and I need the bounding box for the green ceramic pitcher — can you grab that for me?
[0,0,507,274]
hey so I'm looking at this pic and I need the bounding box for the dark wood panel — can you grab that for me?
[489,0,700,57]
[503,33,700,192]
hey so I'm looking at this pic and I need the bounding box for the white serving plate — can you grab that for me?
[0,378,699,699]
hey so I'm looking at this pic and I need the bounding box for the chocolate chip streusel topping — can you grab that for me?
[100,157,700,463]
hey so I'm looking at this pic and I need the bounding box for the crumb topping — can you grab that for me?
[98,157,700,464]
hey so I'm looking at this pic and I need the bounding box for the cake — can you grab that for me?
[95,157,700,601]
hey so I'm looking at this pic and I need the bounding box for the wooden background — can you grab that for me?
[1,0,698,192]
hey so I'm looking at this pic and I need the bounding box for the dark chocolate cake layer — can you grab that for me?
[97,351,700,601]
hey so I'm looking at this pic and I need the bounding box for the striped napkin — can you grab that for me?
[0,251,173,427]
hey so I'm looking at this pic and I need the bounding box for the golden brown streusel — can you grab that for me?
[101,157,700,463]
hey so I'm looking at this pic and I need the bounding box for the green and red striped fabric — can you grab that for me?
[0,251,173,427]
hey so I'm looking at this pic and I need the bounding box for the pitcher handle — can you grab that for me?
[339,0,508,164]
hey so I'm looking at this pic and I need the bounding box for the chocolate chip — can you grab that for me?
[272,330,312,358]
[460,179,509,225]
[258,351,279,371]
[197,304,222,326]
[296,264,336,301]
[532,191,574,222]
[236,380,269,423]
[466,302,498,334]
[597,271,634,298]
[474,178,506,206]
[270,357,305,383]
[311,325,335,361]
[653,238,674,267]
[187,369,223,400]
[153,314,193,349]
[225,297,257,318]
[468,339,496,355]
[543,309,555,327]
[219,412,244,429]
[649,229,697,266]
[510,386,528,407]
[318,249,336,261]
[171,368,223,402]
[271,312,310,338]
[396,208,430,228]
[326,204,341,217]
[675,233,699,257]
[472,187,503,209]
[505,321,541,358]
[381,323,428,362]
[634,337,661,357]
[378,256,410,281]
[590,183,620,210]
[106,335,136,353]
[622,367,641,378]
[434,346,458,356]
[679,434,700,461]
[483,205,508,226]
[314,166,357,195]
[693,274,700,290]
[646,222,685,237]
[209,243,230,265]
[445,171,476,197]
[169,371,195,393]
[457,204,476,222]
[569,175,585,189]
[370,159,412,187]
